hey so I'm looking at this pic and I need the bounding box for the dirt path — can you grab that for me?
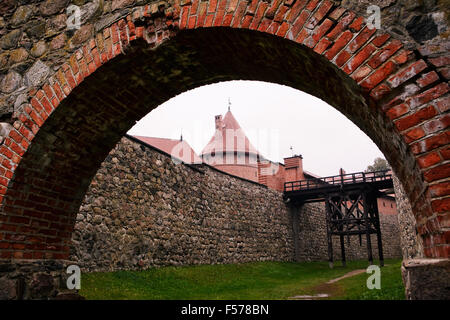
[326,269,366,284]
[288,269,367,300]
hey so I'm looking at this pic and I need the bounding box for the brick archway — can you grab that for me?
[0,0,448,298]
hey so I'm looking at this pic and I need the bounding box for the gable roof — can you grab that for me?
[200,111,262,157]
[133,135,202,164]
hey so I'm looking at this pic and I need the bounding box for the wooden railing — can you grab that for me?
[284,170,392,192]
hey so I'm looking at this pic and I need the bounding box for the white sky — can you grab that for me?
[127,80,384,177]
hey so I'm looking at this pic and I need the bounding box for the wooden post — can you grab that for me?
[371,194,384,267]
[338,196,346,267]
[325,197,334,268]
[362,192,373,265]
[339,233,346,267]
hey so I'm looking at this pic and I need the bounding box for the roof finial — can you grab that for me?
[290,146,294,157]
[180,129,183,141]
[228,97,231,112]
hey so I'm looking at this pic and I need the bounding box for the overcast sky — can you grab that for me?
[127,80,385,177]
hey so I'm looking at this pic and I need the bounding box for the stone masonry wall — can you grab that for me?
[71,136,294,272]
[71,135,402,272]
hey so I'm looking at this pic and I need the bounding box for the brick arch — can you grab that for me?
[0,0,448,265]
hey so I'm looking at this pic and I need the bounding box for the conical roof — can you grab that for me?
[200,110,261,157]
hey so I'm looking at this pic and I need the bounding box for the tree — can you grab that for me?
[365,157,390,173]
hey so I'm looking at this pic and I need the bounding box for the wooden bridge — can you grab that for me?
[283,170,394,268]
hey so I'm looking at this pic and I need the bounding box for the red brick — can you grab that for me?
[368,40,402,69]
[428,181,450,197]
[289,10,310,39]
[428,56,450,68]
[324,30,353,60]
[222,13,233,27]
[431,197,450,213]
[326,11,355,40]
[296,28,309,44]
[51,81,64,101]
[247,0,259,14]
[347,27,376,53]
[436,96,450,113]
[213,0,227,26]
[9,130,23,145]
[328,7,346,20]
[188,15,196,28]
[286,0,308,23]
[30,97,44,114]
[417,71,439,88]
[407,83,449,109]
[440,145,450,160]
[241,14,253,28]
[351,65,371,82]
[313,37,331,54]
[226,0,239,13]
[91,48,102,68]
[423,114,450,134]
[29,110,44,128]
[265,0,282,19]
[305,0,333,29]
[207,0,218,13]
[311,18,333,43]
[343,43,376,74]
[393,49,413,65]
[387,59,427,88]
[196,2,208,27]
[276,22,290,37]
[349,16,364,32]
[9,216,29,224]
[258,18,272,31]
[274,5,289,23]
[394,105,437,132]
[371,33,390,47]
[436,214,450,228]
[418,151,442,169]
[267,21,280,34]
[180,6,189,29]
[360,61,396,91]
[39,96,53,115]
[370,83,391,100]
[335,50,351,67]
[438,67,450,80]
[305,0,320,11]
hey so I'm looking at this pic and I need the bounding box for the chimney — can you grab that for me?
[283,154,303,182]
[215,115,223,130]
[284,154,303,171]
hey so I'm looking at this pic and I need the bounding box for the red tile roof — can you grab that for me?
[200,111,262,156]
[133,135,202,164]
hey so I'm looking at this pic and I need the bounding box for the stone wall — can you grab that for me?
[393,173,424,259]
[71,136,294,272]
[71,135,402,272]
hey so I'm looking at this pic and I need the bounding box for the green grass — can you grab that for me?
[331,260,405,300]
[79,259,405,300]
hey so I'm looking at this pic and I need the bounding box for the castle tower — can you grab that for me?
[201,108,262,182]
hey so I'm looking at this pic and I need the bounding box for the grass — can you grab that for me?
[79,259,405,300]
